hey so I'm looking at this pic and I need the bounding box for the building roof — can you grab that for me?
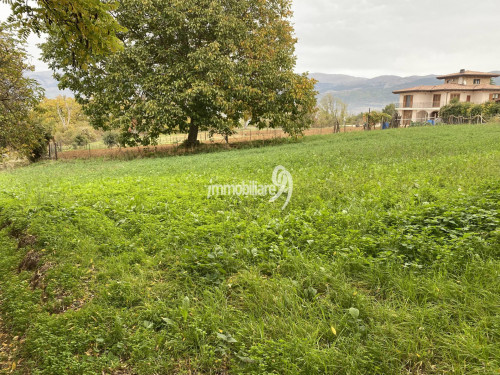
[436,70,500,79]
[393,83,500,94]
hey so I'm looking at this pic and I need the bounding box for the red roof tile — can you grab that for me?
[393,84,500,94]
[436,70,500,79]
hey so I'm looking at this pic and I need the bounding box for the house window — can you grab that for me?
[403,95,413,108]
[450,93,460,102]
[466,95,471,102]
[493,94,499,100]
[473,79,481,84]
[432,94,441,107]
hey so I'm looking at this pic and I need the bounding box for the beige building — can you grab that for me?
[393,70,500,125]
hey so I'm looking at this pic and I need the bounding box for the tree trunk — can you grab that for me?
[186,123,199,147]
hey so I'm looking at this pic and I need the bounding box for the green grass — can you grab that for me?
[0,124,499,374]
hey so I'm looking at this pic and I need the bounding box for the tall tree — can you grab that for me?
[364,110,391,130]
[0,28,48,160]
[382,103,397,118]
[317,93,348,133]
[42,0,317,146]
[2,0,124,67]
[38,96,84,133]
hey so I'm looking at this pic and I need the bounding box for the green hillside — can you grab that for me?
[1,124,499,374]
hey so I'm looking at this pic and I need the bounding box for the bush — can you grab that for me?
[25,123,52,162]
[103,131,120,148]
[440,101,500,121]
[73,134,88,148]
[482,101,500,117]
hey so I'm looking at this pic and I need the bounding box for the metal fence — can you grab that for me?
[390,115,487,127]
[44,116,492,160]
[46,126,365,160]
[395,102,441,109]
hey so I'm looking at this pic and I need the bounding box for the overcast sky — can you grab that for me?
[1,0,499,77]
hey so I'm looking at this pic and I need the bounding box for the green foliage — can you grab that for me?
[316,93,347,131]
[345,113,364,126]
[364,110,391,129]
[0,28,47,161]
[42,0,317,146]
[0,124,499,373]
[382,103,396,118]
[102,131,120,148]
[37,96,90,137]
[440,100,500,120]
[72,134,88,148]
[4,0,125,67]
[482,101,500,117]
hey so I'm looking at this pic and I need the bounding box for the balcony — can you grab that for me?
[395,102,441,109]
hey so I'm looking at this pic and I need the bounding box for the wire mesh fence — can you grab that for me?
[47,125,365,160]
[390,115,487,128]
[44,115,492,160]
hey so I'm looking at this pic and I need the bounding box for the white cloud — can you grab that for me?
[292,0,500,76]
[0,3,49,71]
[1,1,499,76]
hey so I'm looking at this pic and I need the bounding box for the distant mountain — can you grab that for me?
[26,71,73,99]
[308,73,368,87]
[311,71,500,114]
[311,73,439,113]
[26,69,499,113]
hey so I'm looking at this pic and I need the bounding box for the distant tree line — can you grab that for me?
[315,93,348,132]
[315,98,398,130]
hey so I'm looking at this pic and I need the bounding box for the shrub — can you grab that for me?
[103,131,120,148]
[440,101,500,121]
[73,134,88,148]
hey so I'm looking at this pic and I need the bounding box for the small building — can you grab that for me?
[393,69,500,126]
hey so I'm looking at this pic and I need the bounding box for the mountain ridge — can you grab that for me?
[311,71,500,113]
[27,70,500,114]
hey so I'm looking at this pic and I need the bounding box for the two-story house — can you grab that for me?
[393,69,500,126]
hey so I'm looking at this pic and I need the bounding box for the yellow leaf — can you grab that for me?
[331,326,337,336]
[12,362,17,370]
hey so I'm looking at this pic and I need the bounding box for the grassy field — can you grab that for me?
[0,124,499,374]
